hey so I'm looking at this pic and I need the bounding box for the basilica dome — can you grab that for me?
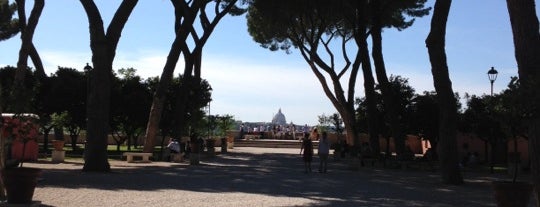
[271,109,287,125]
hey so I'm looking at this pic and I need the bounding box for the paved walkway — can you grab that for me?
[23,147,533,207]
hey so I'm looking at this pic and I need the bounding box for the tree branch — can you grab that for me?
[106,0,139,51]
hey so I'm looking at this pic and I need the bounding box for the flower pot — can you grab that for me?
[11,140,39,161]
[492,181,533,207]
[52,140,65,151]
[1,167,42,204]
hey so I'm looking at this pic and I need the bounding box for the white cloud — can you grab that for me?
[201,54,335,125]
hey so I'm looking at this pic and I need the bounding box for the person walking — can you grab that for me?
[318,132,330,173]
[300,133,313,173]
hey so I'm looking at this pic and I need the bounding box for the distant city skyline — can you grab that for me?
[1,1,535,125]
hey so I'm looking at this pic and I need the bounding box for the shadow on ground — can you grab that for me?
[29,149,515,207]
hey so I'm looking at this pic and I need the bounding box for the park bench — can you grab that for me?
[123,152,152,163]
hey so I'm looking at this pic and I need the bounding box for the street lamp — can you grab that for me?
[487,67,499,171]
[208,102,211,138]
[81,63,93,160]
[83,63,92,72]
[487,66,498,96]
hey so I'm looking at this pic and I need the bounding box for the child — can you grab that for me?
[300,133,313,173]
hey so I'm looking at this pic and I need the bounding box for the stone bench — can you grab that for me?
[123,152,152,163]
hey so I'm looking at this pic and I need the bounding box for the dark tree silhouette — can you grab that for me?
[369,0,430,155]
[111,68,152,151]
[505,0,540,203]
[11,0,44,114]
[143,0,246,152]
[0,0,18,41]
[248,0,366,148]
[425,0,463,184]
[79,0,138,172]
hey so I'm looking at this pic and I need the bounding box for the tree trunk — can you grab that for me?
[425,0,463,185]
[303,52,361,150]
[528,118,540,205]
[342,109,359,149]
[0,88,5,200]
[142,37,184,153]
[80,0,138,171]
[505,0,540,204]
[169,0,235,140]
[371,26,403,155]
[28,43,46,79]
[142,0,200,152]
[12,0,44,113]
[359,37,380,151]
[84,50,112,172]
[171,46,199,139]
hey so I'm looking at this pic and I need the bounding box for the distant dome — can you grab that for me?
[272,109,287,125]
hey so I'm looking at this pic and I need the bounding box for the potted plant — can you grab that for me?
[216,115,234,152]
[205,137,216,157]
[0,114,42,204]
[50,112,69,151]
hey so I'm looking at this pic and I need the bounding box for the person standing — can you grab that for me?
[310,128,320,141]
[238,123,245,139]
[318,132,330,173]
[300,133,313,173]
[166,138,181,161]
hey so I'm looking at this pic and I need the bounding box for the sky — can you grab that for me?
[0,1,535,126]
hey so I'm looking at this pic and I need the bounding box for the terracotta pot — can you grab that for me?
[492,181,533,207]
[11,140,39,161]
[52,140,65,151]
[1,167,42,204]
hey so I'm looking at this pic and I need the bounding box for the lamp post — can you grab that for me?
[83,63,92,158]
[208,102,211,138]
[487,66,498,96]
[83,63,92,72]
[84,63,93,88]
[487,66,499,172]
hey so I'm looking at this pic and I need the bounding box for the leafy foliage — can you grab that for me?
[0,0,18,41]
[0,65,36,113]
[371,0,431,31]
[318,113,344,135]
[110,68,152,150]
[215,114,235,137]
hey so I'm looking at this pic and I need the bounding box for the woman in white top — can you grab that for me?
[318,132,330,173]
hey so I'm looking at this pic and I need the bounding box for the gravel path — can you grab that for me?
[22,147,533,207]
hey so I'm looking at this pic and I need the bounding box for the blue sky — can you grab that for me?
[0,1,534,125]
